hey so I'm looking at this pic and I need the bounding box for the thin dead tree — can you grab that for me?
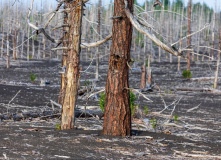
[214,29,221,89]
[187,0,191,71]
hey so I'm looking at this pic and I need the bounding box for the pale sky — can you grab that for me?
[93,0,220,10]
[2,0,220,10]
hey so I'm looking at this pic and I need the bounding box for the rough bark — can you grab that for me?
[61,0,83,130]
[102,0,133,136]
[187,0,191,71]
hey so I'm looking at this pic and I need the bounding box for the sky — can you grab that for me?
[93,0,220,10]
[2,0,220,10]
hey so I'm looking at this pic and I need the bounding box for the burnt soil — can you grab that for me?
[0,58,221,159]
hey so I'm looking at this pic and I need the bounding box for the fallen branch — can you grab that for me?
[187,103,201,113]
[174,150,221,159]
[176,87,221,93]
[7,90,21,113]
[191,77,220,81]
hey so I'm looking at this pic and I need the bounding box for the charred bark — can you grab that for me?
[61,0,83,130]
[102,0,133,136]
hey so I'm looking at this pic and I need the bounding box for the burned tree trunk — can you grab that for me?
[58,1,69,105]
[61,0,83,130]
[102,0,133,136]
[187,0,191,71]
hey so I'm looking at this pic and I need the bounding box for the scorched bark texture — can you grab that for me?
[102,0,133,136]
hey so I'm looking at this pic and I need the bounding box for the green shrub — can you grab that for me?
[55,123,61,130]
[144,106,148,115]
[150,118,157,129]
[99,92,106,112]
[174,115,179,122]
[182,70,192,79]
[30,73,37,83]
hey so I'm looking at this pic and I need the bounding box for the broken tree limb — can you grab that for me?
[124,0,184,58]
[81,34,112,48]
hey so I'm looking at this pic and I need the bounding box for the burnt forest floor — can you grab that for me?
[0,57,221,159]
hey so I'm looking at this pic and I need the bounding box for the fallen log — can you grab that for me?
[174,150,221,159]
[176,87,221,93]
[191,77,221,81]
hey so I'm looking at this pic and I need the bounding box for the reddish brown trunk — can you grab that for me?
[140,65,146,89]
[61,0,83,130]
[102,0,133,136]
[187,0,191,70]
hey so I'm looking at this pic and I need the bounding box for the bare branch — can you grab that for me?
[124,0,184,58]
[44,1,64,29]
[172,23,210,46]
[81,34,112,48]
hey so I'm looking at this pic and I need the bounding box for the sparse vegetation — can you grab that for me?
[150,118,157,129]
[174,115,179,122]
[99,92,106,113]
[30,73,37,83]
[144,106,148,115]
[182,70,192,79]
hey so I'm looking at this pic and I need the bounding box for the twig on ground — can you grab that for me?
[7,90,21,114]
[187,103,201,113]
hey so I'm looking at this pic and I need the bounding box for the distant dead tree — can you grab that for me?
[187,0,191,71]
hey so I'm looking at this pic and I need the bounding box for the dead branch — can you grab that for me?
[7,90,21,114]
[124,0,184,58]
[125,88,153,102]
[191,77,220,81]
[187,103,201,113]
[44,1,64,29]
[176,87,221,93]
[81,34,112,48]
[172,23,210,46]
[174,150,221,159]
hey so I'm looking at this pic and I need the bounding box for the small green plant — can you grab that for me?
[85,79,90,86]
[130,91,136,116]
[56,123,61,130]
[150,118,157,129]
[145,59,148,66]
[174,115,179,122]
[144,106,148,115]
[30,73,37,83]
[99,92,106,112]
[182,70,192,79]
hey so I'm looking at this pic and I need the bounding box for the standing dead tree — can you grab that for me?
[187,0,191,71]
[27,0,112,130]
